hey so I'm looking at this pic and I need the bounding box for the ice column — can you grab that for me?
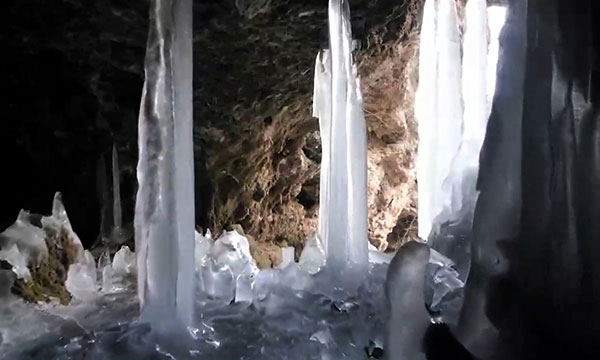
[313,50,331,251]
[315,0,368,276]
[135,0,195,328]
[417,0,498,239]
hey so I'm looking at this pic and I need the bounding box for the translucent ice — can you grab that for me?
[112,245,136,277]
[368,242,393,264]
[135,0,195,327]
[42,192,84,260]
[298,234,326,275]
[199,259,235,303]
[195,230,214,270]
[98,249,114,293]
[278,247,295,269]
[210,230,258,277]
[234,274,254,304]
[65,250,98,301]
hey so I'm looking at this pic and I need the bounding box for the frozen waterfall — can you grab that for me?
[313,0,369,280]
[135,0,195,328]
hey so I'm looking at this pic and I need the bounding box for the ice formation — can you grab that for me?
[112,245,136,277]
[65,250,98,301]
[313,0,368,279]
[135,0,195,327]
[42,192,85,260]
[0,210,47,282]
[416,0,503,243]
[298,233,326,275]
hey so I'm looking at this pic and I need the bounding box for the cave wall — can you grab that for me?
[2,0,423,260]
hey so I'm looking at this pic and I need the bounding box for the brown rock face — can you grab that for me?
[3,0,424,262]
[199,0,424,260]
[359,1,422,251]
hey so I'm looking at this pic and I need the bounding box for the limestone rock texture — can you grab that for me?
[2,0,424,264]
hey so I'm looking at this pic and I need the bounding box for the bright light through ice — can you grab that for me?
[486,6,507,113]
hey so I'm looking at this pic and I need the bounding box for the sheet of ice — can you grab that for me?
[319,0,368,278]
[135,0,195,327]
[65,250,98,301]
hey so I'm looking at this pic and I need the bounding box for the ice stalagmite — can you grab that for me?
[112,144,122,230]
[135,0,195,328]
[315,0,368,278]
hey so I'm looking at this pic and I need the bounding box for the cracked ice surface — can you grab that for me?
[2,230,392,360]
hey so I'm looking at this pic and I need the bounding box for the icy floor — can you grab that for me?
[1,262,389,360]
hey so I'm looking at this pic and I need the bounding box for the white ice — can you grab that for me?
[0,210,48,268]
[134,0,195,328]
[313,0,368,280]
[416,0,463,240]
[65,250,97,301]
[112,245,136,277]
[0,244,31,281]
[42,192,84,260]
